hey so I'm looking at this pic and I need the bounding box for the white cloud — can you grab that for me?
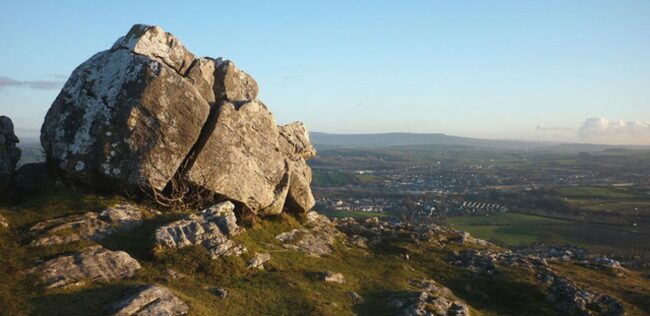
[0,76,65,90]
[578,117,650,145]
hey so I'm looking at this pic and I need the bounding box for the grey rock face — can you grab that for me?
[154,201,246,259]
[110,285,189,316]
[0,116,21,189]
[187,58,258,105]
[41,43,210,191]
[30,204,143,246]
[41,24,316,215]
[279,122,317,213]
[35,245,141,288]
[185,101,288,214]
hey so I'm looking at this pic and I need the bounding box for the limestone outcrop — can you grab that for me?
[30,204,143,246]
[154,201,246,259]
[41,24,316,215]
[34,245,141,288]
[0,115,21,189]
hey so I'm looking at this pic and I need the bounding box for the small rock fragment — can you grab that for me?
[319,271,345,284]
[247,253,271,270]
[210,288,228,299]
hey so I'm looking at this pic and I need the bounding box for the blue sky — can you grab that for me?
[1,1,649,144]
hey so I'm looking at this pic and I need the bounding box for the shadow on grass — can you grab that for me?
[99,213,184,261]
[30,283,135,316]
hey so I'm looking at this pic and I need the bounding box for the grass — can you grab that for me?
[2,190,650,315]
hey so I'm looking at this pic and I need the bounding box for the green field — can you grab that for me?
[444,212,650,256]
[444,213,570,246]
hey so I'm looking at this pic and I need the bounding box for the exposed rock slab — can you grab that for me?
[110,285,189,316]
[154,201,246,259]
[275,211,338,257]
[0,116,21,189]
[35,245,141,288]
[30,204,143,246]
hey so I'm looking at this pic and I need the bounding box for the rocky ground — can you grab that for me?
[2,190,650,315]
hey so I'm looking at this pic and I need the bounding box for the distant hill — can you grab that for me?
[310,132,559,149]
[16,137,44,165]
[310,132,650,152]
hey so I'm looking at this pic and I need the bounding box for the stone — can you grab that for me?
[247,253,271,270]
[0,116,21,189]
[0,213,8,228]
[278,122,317,213]
[166,268,186,279]
[29,204,143,246]
[348,291,364,304]
[112,24,196,75]
[35,245,141,288]
[184,101,287,214]
[187,58,258,105]
[110,285,189,316]
[41,26,210,192]
[389,285,471,316]
[209,288,228,299]
[275,211,337,257]
[154,201,246,259]
[13,162,57,193]
[348,235,369,248]
[319,271,345,284]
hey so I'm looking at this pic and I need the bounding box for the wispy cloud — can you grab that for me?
[535,124,573,132]
[578,117,650,145]
[0,76,65,90]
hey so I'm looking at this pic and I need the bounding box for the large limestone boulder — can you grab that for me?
[41,24,210,191]
[0,116,21,189]
[41,24,316,215]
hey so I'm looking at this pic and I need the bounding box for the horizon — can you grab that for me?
[1,1,649,145]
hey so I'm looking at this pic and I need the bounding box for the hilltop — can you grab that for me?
[1,25,649,316]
